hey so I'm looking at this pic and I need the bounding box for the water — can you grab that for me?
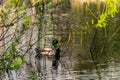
[25,4,120,79]
[1,53,120,80]
[37,56,120,80]
[1,0,120,80]
[4,55,119,80]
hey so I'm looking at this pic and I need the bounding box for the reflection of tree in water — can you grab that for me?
[0,0,120,80]
[63,1,120,80]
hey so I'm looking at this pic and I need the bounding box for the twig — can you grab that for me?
[107,26,120,43]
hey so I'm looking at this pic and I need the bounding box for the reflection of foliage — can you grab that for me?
[28,70,38,80]
[68,0,120,72]
[74,62,95,71]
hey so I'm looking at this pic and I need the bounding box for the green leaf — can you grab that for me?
[9,57,23,70]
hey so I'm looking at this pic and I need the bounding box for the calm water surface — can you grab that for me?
[39,55,120,80]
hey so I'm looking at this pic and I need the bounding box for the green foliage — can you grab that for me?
[0,0,29,73]
[96,13,107,28]
[118,0,120,3]
[0,43,24,72]
[8,0,24,8]
[96,0,118,28]
[24,16,31,25]
[9,57,23,70]
[106,0,118,17]
[0,0,50,74]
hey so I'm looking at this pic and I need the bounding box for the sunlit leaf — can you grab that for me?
[9,57,23,70]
